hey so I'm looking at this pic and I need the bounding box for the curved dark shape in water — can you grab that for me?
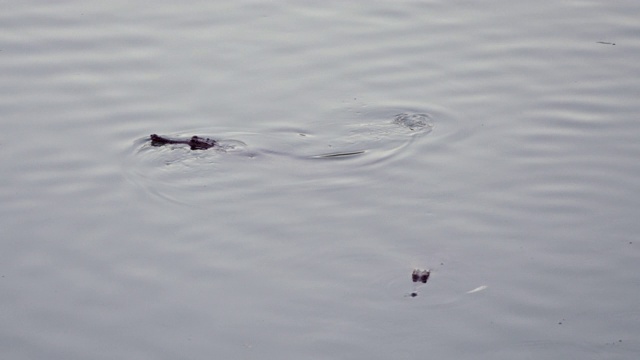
[150,134,217,150]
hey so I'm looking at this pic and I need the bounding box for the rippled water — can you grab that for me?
[2,1,639,359]
[125,111,434,205]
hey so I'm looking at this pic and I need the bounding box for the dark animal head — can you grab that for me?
[188,136,217,150]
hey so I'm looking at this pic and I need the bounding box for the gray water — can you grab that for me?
[1,1,639,359]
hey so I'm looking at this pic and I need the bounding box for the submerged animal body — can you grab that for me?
[150,134,217,150]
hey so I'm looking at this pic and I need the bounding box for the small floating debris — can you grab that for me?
[409,269,430,297]
[596,41,615,45]
[412,269,430,283]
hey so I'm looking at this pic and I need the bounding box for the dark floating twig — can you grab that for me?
[596,41,616,45]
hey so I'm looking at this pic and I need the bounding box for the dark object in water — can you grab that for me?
[412,269,430,284]
[150,134,217,150]
[408,269,430,298]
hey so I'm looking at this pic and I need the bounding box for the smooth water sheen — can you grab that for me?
[1,1,639,359]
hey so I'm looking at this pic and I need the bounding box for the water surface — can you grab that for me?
[1,1,639,359]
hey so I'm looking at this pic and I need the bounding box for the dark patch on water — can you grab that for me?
[409,269,430,297]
